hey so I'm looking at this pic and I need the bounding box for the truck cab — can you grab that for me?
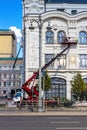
[13,92,23,103]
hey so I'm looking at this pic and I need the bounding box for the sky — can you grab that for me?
[46,0,87,3]
[1,0,86,58]
[0,0,22,57]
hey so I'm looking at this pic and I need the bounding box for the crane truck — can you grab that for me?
[13,37,77,107]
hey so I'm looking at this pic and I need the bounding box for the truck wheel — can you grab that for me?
[17,102,20,108]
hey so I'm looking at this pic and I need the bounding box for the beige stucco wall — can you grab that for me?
[0,35,12,57]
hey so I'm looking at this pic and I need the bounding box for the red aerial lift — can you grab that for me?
[22,37,77,101]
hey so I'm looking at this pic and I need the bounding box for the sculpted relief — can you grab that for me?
[28,4,40,13]
[25,2,44,13]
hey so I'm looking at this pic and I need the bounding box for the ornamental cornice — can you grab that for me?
[41,11,87,22]
[41,11,70,21]
[73,12,87,21]
[24,0,44,4]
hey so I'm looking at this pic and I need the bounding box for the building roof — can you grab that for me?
[0,58,23,65]
[46,0,87,4]
[0,29,16,40]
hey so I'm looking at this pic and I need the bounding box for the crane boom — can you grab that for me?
[22,44,70,99]
[42,44,70,70]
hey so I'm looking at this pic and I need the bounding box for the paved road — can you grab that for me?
[0,115,87,130]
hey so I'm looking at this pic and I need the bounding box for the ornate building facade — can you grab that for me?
[22,0,87,100]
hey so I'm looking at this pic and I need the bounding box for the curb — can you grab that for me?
[0,111,87,116]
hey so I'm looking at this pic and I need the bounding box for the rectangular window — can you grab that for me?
[0,74,1,79]
[8,82,11,86]
[13,82,15,86]
[9,75,11,79]
[4,74,7,79]
[3,90,6,94]
[20,66,22,71]
[57,54,66,68]
[4,82,6,86]
[79,54,87,68]
[45,54,54,69]
[13,74,16,79]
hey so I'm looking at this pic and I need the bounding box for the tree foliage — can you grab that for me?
[42,70,51,91]
[36,70,51,91]
[70,72,87,101]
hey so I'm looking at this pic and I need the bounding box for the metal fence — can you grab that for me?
[0,99,48,112]
[1,99,87,112]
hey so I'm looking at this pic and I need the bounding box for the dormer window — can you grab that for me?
[71,10,77,15]
[57,8,65,12]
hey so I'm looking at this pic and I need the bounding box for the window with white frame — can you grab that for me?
[79,54,87,68]
[57,54,66,68]
[45,30,54,44]
[79,31,87,44]
[45,54,54,69]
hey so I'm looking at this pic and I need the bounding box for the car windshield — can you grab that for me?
[14,93,21,98]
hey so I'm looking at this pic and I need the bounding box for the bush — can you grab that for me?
[64,100,74,107]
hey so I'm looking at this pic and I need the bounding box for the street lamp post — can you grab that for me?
[29,14,43,112]
[38,15,43,112]
[22,0,26,98]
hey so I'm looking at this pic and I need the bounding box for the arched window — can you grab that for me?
[45,77,66,99]
[45,30,54,44]
[79,31,87,44]
[57,31,66,43]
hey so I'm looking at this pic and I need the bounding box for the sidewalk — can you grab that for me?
[0,108,87,116]
[0,103,87,116]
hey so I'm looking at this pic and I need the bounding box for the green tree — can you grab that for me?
[42,70,51,91]
[70,72,86,101]
[83,83,87,100]
[36,70,51,91]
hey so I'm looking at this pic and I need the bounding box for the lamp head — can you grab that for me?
[46,21,52,30]
[29,22,34,30]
